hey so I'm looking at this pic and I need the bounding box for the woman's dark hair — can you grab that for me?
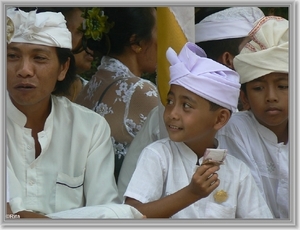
[196,37,246,61]
[86,7,156,55]
[52,48,76,95]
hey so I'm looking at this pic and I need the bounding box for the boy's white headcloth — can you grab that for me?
[233,16,289,84]
[6,7,72,49]
[195,7,265,42]
[167,42,241,112]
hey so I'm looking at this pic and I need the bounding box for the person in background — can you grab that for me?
[75,7,159,182]
[117,7,264,201]
[25,7,94,101]
[216,16,289,219]
[6,7,120,217]
[195,7,264,72]
[124,42,273,218]
[57,7,93,101]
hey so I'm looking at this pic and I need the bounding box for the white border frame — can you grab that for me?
[1,1,298,229]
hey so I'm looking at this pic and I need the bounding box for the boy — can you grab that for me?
[216,16,289,219]
[118,7,264,200]
[124,42,273,218]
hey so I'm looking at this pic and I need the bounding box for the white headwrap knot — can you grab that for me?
[167,42,241,112]
[233,16,289,84]
[7,7,72,49]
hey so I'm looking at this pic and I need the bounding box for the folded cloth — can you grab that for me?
[233,16,289,84]
[46,203,144,219]
[167,42,241,112]
[195,7,264,42]
[7,7,71,49]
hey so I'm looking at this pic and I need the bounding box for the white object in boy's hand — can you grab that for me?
[202,148,227,166]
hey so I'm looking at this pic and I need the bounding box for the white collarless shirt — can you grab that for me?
[124,138,273,218]
[7,94,120,215]
[216,110,289,218]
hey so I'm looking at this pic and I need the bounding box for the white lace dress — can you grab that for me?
[76,56,159,180]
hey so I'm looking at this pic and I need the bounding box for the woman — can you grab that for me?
[75,7,159,181]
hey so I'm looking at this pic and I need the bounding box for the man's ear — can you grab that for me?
[239,90,251,111]
[214,108,231,130]
[57,57,70,81]
[218,52,235,70]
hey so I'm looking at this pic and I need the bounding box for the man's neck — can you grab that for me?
[11,96,52,131]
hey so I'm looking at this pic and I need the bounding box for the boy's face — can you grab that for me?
[7,42,68,111]
[242,72,288,130]
[163,85,220,149]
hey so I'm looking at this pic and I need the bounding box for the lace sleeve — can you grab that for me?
[125,78,159,137]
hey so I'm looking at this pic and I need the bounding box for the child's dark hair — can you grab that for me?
[240,83,247,95]
[52,48,76,95]
[196,37,246,61]
[209,101,232,115]
[86,7,156,55]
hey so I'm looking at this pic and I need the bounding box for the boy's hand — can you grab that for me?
[188,164,220,199]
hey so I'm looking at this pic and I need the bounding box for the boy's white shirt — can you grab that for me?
[118,102,239,201]
[124,138,273,218]
[216,110,289,218]
[118,102,167,200]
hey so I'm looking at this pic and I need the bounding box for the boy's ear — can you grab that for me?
[214,109,231,130]
[239,90,251,111]
[218,52,235,70]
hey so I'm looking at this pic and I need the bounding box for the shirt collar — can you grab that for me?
[249,110,283,144]
[7,91,55,130]
[7,92,27,126]
[174,138,221,165]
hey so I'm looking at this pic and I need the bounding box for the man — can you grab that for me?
[6,7,120,217]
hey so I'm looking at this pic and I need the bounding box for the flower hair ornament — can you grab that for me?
[6,16,14,43]
[76,7,114,54]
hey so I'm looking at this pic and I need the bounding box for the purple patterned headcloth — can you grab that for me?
[166,42,241,112]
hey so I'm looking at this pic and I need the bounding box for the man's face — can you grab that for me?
[7,42,67,111]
